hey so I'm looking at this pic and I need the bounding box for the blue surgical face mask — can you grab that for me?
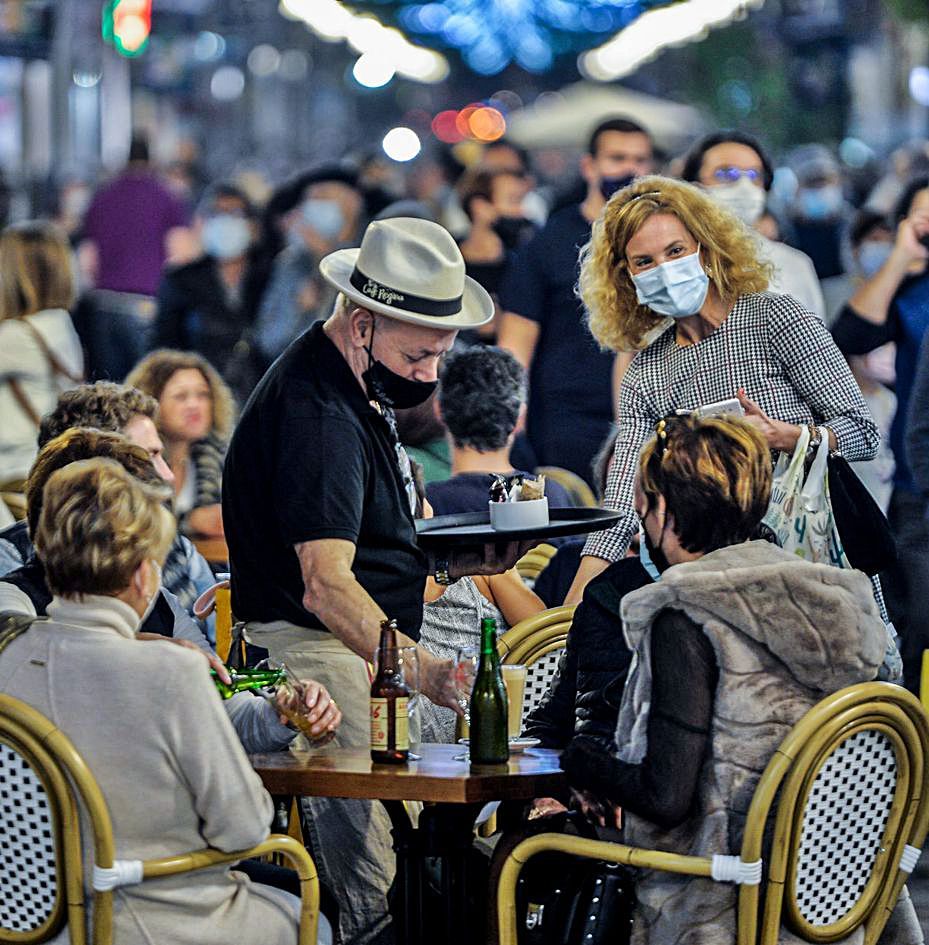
[301,198,344,240]
[796,184,843,222]
[201,214,252,260]
[638,526,663,582]
[857,240,893,279]
[630,248,710,319]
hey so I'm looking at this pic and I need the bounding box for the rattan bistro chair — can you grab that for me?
[0,694,320,945]
[498,682,929,945]
[497,606,575,731]
[515,543,557,585]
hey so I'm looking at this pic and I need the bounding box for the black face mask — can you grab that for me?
[362,319,437,410]
[640,515,672,574]
[492,216,532,250]
[599,173,636,201]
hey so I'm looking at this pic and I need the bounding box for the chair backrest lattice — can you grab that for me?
[736,683,929,945]
[792,729,898,928]
[0,743,60,936]
[521,648,565,726]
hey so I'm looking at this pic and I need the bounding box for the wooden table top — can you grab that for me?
[250,743,565,804]
[192,536,229,564]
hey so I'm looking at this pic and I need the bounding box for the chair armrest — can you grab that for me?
[142,834,319,945]
[497,832,715,945]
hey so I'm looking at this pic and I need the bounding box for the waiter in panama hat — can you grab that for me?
[223,217,531,945]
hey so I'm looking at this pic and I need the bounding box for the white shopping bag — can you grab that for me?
[762,426,849,568]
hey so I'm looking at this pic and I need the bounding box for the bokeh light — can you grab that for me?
[455,104,482,138]
[911,67,929,107]
[247,44,281,77]
[210,66,245,101]
[468,107,506,142]
[431,110,463,143]
[278,49,311,81]
[194,31,225,62]
[353,52,395,88]
[382,127,422,162]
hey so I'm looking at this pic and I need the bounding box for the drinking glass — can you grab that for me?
[373,644,421,759]
[258,660,337,749]
[453,645,479,762]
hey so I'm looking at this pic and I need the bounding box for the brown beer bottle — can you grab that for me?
[370,618,410,764]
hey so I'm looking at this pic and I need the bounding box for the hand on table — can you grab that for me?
[276,679,341,741]
[571,788,622,830]
[137,633,232,684]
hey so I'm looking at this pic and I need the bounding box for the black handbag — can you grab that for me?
[513,812,635,945]
[827,453,897,576]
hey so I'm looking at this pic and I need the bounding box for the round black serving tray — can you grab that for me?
[415,507,622,549]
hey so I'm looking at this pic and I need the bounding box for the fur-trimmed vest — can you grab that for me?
[616,540,920,945]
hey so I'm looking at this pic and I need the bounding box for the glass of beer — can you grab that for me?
[264,660,337,748]
[501,664,528,739]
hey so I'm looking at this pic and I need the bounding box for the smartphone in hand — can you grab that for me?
[692,398,745,419]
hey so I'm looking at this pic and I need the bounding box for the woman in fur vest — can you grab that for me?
[560,413,921,945]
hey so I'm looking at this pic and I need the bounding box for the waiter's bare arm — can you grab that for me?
[296,537,459,711]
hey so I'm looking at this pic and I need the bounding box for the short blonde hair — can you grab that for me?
[639,414,772,554]
[0,221,76,321]
[35,458,176,598]
[125,349,236,439]
[578,176,773,352]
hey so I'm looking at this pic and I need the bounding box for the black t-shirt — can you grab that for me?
[498,204,615,480]
[222,322,428,637]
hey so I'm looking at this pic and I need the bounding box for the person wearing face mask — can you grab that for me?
[831,176,929,694]
[498,117,654,486]
[820,211,896,323]
[456,165,536,342]
[681,130,826,320]
[0,456,337,945]
[252,165,365,370]
[223,217,532,945]
[557,414,918,945]
[153,182,263,404]
[564,176,878,605]
[787,147,851,280]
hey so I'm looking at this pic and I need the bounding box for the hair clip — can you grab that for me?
[655,417,671,459]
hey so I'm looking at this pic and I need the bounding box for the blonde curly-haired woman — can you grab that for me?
[566,176,879,602]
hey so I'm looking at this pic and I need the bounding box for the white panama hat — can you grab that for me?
[318,217,494,330]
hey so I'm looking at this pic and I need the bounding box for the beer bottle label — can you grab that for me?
[370,697,410,750]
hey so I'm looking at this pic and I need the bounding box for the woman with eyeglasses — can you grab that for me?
[558,414,917,945]
[565,176,878,604]
[680,130,825,320]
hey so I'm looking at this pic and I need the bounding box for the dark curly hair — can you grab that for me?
[38,382,158,449]
[438,345,525,452]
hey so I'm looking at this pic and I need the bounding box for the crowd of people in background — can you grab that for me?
[1,118,929,945]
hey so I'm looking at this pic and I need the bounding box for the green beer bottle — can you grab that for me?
[469,616,509,765]
[211,666,285,700]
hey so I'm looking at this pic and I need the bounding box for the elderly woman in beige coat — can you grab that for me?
[0,457,330,945]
